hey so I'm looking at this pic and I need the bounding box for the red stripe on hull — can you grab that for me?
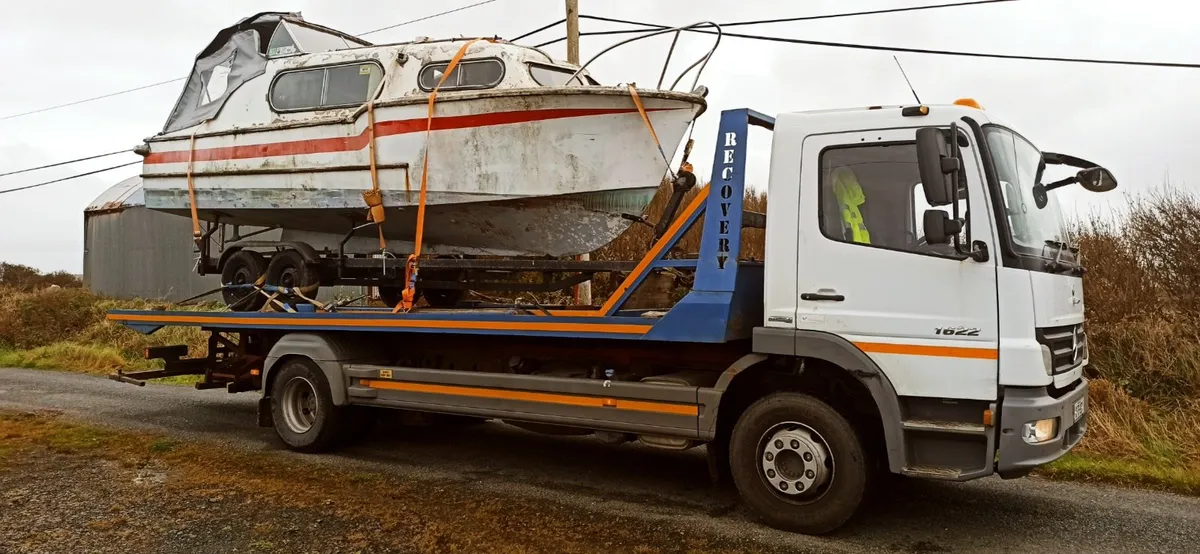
[144,107,669,165]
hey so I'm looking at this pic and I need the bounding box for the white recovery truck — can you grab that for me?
[108,101,1115,534]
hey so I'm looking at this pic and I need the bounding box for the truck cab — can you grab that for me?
[760,100,1105,480]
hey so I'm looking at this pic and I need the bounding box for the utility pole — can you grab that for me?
[565,0,580,65]
[566,0,592,305]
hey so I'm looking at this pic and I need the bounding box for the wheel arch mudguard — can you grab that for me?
[262,332,389,406]
[738,327,907,473]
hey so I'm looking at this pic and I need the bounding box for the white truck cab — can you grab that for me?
[759,100,1111,479]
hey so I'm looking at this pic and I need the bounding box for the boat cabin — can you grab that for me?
[159,11,599,138]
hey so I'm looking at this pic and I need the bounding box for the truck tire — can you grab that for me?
[265,249,319,308]
[270,358,344,453]
[729,392,870,535]
[221,250,267,311]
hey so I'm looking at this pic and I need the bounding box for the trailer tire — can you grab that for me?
[377,286,404,308]
[265,249,319,308]
[729,392,869,535]
[270,358,344,453]
[221,250,268,311]
[377,285,463,308]
[422,288,464,308]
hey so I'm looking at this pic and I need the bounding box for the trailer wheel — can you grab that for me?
[729,392,869,535]
[422,288,464,308]
[265,249,319,308]
[377,286,404,308]
[377,285,463,308]
[270,358,344,452]
[221,250,267,311]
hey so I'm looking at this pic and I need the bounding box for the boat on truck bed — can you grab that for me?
[137,11,707,258]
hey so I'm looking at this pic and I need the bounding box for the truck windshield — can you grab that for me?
[984,125,1068,255]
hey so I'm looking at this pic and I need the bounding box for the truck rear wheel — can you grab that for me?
[221,250,267,311]
[270,358,344,453]
[729,392,869,535]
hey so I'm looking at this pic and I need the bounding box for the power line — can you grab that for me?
[596,0,1016,30]
[0,78,185,121]
[511,18,566,42]
[548,13,1200,69]
[356,0,499,36]
[0,1,503,122]
[533,0,1016,47]
[0,149,132,178]
[0,161,141,195]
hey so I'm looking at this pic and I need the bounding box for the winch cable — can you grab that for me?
[396,37,493,313]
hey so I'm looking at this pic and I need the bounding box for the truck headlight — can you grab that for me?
[1022,418,1059,444]
[1040,345,1054,376]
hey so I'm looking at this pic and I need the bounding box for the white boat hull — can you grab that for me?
[142,89,702,256]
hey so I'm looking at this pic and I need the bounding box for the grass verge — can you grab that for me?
[0,286,212,384]
[1040,453,1200,495]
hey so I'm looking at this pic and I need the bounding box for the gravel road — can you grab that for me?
[2,367,1199,553]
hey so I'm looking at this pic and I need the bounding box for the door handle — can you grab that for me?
[801,292,845,302]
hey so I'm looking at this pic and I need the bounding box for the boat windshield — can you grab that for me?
[984,125,1069,256]
[163,13,371,133]
[528,63,599,86]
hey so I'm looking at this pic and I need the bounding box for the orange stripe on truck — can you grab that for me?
[361,380,699,416]
[854,341,998,360]
[106,313,651,335]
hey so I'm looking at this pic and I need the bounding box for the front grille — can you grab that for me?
[1036,323,1086,374]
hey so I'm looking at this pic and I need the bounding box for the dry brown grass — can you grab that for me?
[1077,380,1200,465]
[1064,185,1200,481]
[589,181,765,299]
[1075,187,1200,403]
[0,286,213,372]
[0,262,81,291]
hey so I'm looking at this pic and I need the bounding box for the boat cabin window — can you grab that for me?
[527,63,597,86]
[268,20,366,58]
[267,25,299,57]
[202,56,233,104]
[418,59,505,91]
[270,62,384,111]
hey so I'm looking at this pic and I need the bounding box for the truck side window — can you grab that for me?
[819,143,933,254]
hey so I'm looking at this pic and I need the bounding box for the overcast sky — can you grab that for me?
[1,0,1197,272]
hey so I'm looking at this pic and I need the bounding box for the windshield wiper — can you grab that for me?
[1043,239,1085,276]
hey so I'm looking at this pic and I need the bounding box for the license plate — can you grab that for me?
[1073,397,1086,422]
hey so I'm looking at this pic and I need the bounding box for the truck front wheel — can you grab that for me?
[270,358,344,453]
[729,392,870,535]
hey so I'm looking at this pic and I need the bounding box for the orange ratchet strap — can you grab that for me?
[626,84,672,169]
[396,37,493,313]
[362,100,387,250]
[186,133,202,244]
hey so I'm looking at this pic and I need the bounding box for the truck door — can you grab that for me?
[794,128,999,401]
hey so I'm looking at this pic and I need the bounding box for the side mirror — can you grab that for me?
[1077,167,1118,193]
[1032,165,1120,209]
[916,127,960,206]
[923,209,962,245]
